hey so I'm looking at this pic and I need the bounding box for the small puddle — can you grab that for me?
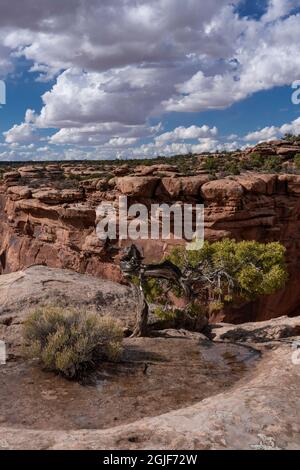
[0,336,259,431]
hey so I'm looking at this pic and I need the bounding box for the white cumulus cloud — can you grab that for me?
[0,0,300,158]
[155,125,218,144]
[244,117,300,143]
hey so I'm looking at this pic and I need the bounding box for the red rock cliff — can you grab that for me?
[1,163,300,323]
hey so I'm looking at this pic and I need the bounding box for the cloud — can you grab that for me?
[107,137,138,147]
[261,0,300,23]
[49,122,161,146]
[24,1,299,132]
[244,126,279,142]
[280,117,300,135]
[155,125,218,144]
[3,108,39,144]
[244,117,300,142]
[1,0,238,77]
[130,136,240,159]
[0,0,300,159]
[0,45,13,77]
[36,67,175,129]
[3,122,36,144]
[165,8,300,112]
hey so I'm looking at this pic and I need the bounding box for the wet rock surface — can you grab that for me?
[1,331,299,449]
[0,267,299,450]
[0,335,257,432]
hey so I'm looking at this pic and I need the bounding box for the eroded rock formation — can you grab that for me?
[0,266,299,450]
[1,146,300,323]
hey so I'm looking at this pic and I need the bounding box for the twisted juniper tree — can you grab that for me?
[120,239,288,337]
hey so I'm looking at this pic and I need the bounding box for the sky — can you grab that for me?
[0,0,300,161]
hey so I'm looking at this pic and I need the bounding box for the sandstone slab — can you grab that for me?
[210,315,300,343]
[117,176,160,198]
[0,338,299,449]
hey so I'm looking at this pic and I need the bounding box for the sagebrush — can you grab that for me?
[23,305,123,379]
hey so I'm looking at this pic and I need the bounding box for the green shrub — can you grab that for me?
[153,306,181,321]
[294,154,300,169]
[284,133,300,142]
[185,303,205,318]
[23,305,123,379]
[143,278,166,303]
[262,156,282,172]
[166,239,288,306]
[249,152,264,168]
[208,300,224,314]
[203,156,218,173]
[223,161,240,175]
[241,153,282,172]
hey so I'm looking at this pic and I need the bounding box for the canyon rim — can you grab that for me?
[0,0,300,459]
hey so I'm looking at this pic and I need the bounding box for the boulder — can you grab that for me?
[82,234,106,254]
[276,146,300,156]
[201,179,244,201]
[113,164,130,176]
[233,173,276,195]
[181,176,210,197]
[32,188,83,204]
[117,176,160,197]
[0,266,135,333]
[95,178,108,191]
[44,164,63,177]
[0,266,208,345]
[210,315,300,342]
[278,174,300,194]
[156,175,209,198]
[7,186,32,200]
[250,146,276,156]
[18,166,44,178]
[135,164,178,176]
[155,177,182,197]
[79,179,98,190]
[3,171,20,182]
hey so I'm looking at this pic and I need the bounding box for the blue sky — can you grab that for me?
[0,0,300,161]
[0,60,52,136]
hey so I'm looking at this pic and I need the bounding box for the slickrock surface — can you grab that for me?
[0,266,207,345]
[247,140,300,157]
[210,315,300,342]
[1,309,299,449]
[0,267,299,450]
[0,265,135,352]
[1,144,300,450]
[0,333,257,439]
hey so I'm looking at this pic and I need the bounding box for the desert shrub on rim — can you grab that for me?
[148,239,288,309]
[23,305,123,379]
[294,153,300,169]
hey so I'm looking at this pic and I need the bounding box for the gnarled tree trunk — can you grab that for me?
[120,244,191,337]
[131,282,149,337]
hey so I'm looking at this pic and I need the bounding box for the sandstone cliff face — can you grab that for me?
[1,161,300,323]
